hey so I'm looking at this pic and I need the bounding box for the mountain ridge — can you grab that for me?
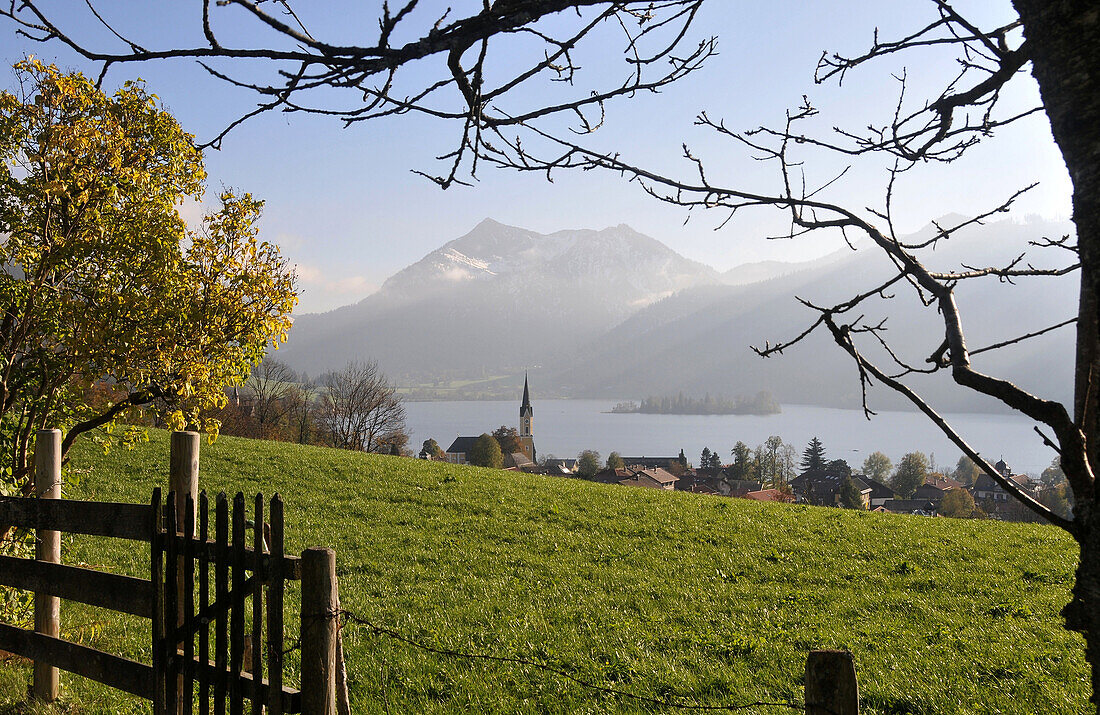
[278,216,1077,413]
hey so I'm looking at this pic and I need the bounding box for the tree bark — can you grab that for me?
[1013,0,1100,706]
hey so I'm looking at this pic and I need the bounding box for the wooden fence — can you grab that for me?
[0,429,344,715]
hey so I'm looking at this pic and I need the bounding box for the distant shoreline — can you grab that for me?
[605,406,783,417]
[607,393,782,417]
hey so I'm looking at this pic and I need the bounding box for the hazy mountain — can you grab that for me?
[279,218,721,378]
[281,215,1076,413]
[721,247,851,286]
[547,217,1077,413]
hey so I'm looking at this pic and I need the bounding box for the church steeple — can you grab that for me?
[519,373,535,462]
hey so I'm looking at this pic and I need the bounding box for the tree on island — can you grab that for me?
[468,434,503,469]
[800,437,826,475]
[892,453,930,500]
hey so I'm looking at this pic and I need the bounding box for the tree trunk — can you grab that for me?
[1013,0,1100,706]
[1067,517,1100,709]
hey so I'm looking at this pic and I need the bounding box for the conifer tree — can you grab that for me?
[800,437,827,475]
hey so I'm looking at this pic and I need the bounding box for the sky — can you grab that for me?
[0,1,1073,313]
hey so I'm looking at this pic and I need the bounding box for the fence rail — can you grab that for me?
[0,429,340,715]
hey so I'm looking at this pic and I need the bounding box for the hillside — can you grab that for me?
[1,431,1087,713]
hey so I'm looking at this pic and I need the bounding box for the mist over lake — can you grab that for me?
[405,400,1056,475]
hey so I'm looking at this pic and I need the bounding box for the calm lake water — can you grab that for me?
[405,400,1056,475]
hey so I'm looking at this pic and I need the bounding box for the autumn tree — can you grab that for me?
[468,433,503,469]
[862,452,893,484]
[940,488,977,518]
[952,455,982,488]
[892,452,930,500]
[577,449,601,478]
[0,61,296,493]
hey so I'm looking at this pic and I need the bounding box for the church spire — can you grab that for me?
[519,372,533,442]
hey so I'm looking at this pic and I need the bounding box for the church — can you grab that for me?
[518,373,536,463]
[444,374,536,465]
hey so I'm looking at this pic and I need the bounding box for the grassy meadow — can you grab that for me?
[0,430,1089,713]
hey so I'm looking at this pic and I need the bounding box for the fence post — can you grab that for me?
[805,650,858,715]
[301,547,338,715]
[169,430,199,715]
[33,428,62,702]
[170,431,200,536]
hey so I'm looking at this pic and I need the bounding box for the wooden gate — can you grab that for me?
[0,429,342,714]
[161,489,302,714]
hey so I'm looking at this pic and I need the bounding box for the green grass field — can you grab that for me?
[0,430,1089,713]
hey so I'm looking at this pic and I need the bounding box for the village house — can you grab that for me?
[744,488,795,503]
[863,478,897,508]
[972,459,1037,503]
[618,455,684,471]
[881,498,939,516]
[618,466,678,491]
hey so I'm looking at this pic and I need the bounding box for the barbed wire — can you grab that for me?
[333,607,810,713]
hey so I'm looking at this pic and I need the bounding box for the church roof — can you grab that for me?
[521,373,532,410]
[446,436,480,454]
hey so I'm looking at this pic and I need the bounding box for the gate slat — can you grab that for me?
[252,493,264,713]
[165,492,179,715]
[215,493,229,715]
[183,495,196,714]
[151,488,165,715]
[230,493,245,715]
[199,491,210,714]
[0,496,153,540]
[267,494,285,715]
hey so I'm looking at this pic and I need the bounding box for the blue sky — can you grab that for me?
[0,1,1072,313]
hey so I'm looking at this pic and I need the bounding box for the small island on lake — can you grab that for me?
[610,391,781,416]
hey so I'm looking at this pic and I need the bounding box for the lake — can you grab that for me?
[404,400,1057,475]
